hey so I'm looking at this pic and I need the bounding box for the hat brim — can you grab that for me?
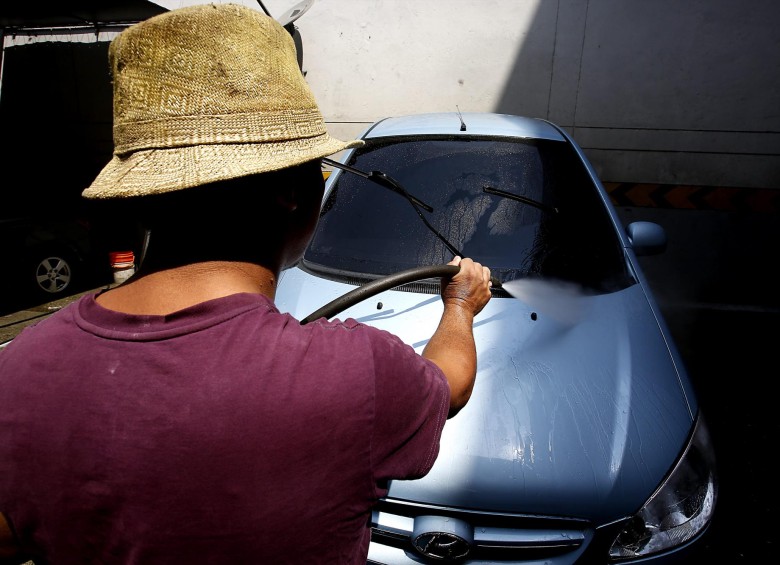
[82,133,364,199]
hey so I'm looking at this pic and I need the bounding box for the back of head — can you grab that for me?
[106,161,323,271]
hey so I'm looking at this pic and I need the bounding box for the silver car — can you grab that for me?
[275,112,717,564]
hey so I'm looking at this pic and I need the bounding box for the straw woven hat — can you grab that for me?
[83,3,362,199]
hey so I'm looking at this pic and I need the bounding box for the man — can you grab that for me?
[0,4,491,564]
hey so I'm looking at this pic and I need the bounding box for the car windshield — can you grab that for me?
[303,136,632,293]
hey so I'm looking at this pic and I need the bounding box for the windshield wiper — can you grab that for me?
[323,158,433,212]
[482,186,558,215]
[322,158,463,257]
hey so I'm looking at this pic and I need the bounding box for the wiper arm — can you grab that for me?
[323,158,433,212]
[482,186,558,215]
[322,158,464,257]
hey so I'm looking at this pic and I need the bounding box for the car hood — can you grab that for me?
[276,267,696,524]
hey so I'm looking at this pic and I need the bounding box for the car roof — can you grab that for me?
[362,112,567,142]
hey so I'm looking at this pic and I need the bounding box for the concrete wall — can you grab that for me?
[278,0,780,189]
[109,1,780,189]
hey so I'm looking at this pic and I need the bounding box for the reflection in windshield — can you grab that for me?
[306,137,632,294]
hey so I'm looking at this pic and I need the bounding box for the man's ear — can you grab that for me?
[274,185,298,212]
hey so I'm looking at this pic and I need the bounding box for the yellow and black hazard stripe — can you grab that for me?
[604,182,779,213]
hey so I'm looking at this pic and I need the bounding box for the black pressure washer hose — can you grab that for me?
[300,264,458,325]
[300,264,501,325]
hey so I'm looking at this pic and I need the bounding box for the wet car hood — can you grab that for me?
[275,266,696,524]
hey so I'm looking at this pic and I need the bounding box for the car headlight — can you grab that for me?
[609,413,718,560]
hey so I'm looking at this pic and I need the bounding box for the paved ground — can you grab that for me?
[0,286,108,345]
[1,203,778,561]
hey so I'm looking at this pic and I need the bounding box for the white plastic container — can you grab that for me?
[109,250,136,285]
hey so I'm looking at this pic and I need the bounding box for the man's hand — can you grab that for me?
[441,256,493,317]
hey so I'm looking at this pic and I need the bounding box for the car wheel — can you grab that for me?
[29,249,78,298]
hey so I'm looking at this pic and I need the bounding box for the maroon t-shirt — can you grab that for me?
[0,292,449,564]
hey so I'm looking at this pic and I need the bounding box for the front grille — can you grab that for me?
[370,499,591,562]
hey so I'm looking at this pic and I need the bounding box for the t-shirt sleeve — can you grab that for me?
[366,325,450,485]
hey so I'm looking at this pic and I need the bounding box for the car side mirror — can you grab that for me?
[277,0,316,72]
[626,221,667,256]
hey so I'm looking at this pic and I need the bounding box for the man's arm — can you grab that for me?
[422,256,492,418]
[0,512,26,564]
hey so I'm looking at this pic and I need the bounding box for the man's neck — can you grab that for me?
[95,261,277,315]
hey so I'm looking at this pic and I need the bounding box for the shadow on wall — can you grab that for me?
[493,0,780,189]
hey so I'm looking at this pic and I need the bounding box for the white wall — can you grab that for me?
[153,1,780,188]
